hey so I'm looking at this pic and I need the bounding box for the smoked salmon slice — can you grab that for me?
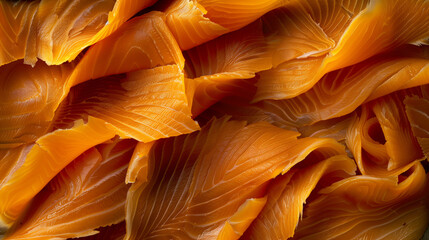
[405,85,429,159]
[56,65,199,142]
[243,155,356,240]
[1,0,429,239]
[0,117,116,231]
[0,0,157,66]
[184,22,272,115]
[0,60,75,148]
[292,162,429,240]
[346,89,424,176]
[5,139,135,239]
[68,11,185,87]
[254,0,429,101]
[165,0,285,50]
[125,117,348,239]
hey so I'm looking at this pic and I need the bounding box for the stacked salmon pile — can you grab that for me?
[1,0,429,239]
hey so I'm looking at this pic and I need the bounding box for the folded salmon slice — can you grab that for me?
[165,0,285,50]
[404,85,429,159]
[56,65,199,142]
[125,117,348,239]
[184,21,272,116]
[0,117,116,231]
[164,0,228,50]
[346,89,424,176]
[256,46,429,126]
[0,0,157,66]
[0,60,75,148]
[243,155,356,240]
[0,1,39,67]
[254,0,369,101]
[292,162,429,240]
[255,0,429,101]
[69,11,185,87]
[5,139,135,239]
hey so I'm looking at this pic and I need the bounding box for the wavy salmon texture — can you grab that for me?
[164,0,228,50]
[1,0,158,66]
[0,145,32,190]
[346,89,424,176]
[0,1,39,67]
[125,117,347,239]
[404,85,429,159]
[243,155,356,240]
[68,11,185,87]
[0,60,75,148]
[184,21,272,116]
[255,0,429,101]
[0,117,116,232]
[253,46,429,127]
[291,162,429,240]
[254,0,369,101]
[126,141,154,184]
[54,65,199,142]
[5,139,136,239]
[165,0,286,50]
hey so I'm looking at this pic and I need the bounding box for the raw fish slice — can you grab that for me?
[243,155,356,240]
[322,0,429,74]
[346,90,424,176]
[164,0,228,50]
[254,56,325,101]
[254,0,369,101]
[69,11,184,87]
[298,114,356,141]
[56,65,199,142]
[257,48,429,125]
[0,1,39,67]
[404,85,429,159]
[0,145,32,190]
[27,0,157,66]
[255,0,429,101]
[261,5,335,67]
[5,139,135,239]
[372,92,423,170]
[0,117,116,231]
[292,162,429,240]
[0,60,75,148]
[165,0,284,50]
[198,0,284,32]
[184,22,272,115]
[125,117,347,239]
[217,197,267,240]
[126,141,154,184]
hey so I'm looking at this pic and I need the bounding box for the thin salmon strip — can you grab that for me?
[57,65,199,142]
[405,85,429,159]
[5,139,135,239]
[125,117,347,239]
[346,90,424,176]
[164,0,228,50]
[0,117,116,231]
[165,0,286,50]
[0,60,75,148]
[0,1,39,67]
[243,155,356,239]
[68,11,185,87]
[184,21,272,116]
[255,0,429,101]
[292,162,429,240]
[0,0,157,66]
